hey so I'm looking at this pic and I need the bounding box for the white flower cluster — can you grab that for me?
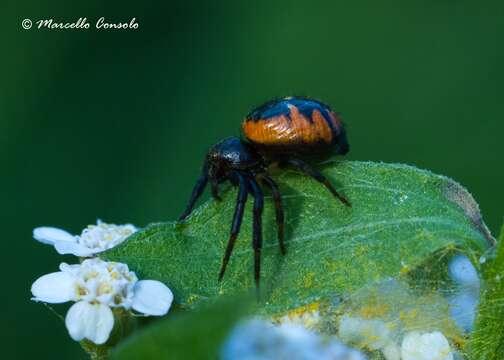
[34,220,137,257]
[222,319,367,360]
[31,221,173,345]
[338,315,454,360]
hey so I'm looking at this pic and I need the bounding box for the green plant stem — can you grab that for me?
[467,223,504,359]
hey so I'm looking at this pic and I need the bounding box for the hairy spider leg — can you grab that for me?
[179,174,209,220]
[260,175,286,255]
[218,173,249,281]
[280,158,351,207]
[248,178,264,294]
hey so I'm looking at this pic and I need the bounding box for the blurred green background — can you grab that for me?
[1,0,503,358]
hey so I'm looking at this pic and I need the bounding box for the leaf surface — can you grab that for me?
[105,161,493,315]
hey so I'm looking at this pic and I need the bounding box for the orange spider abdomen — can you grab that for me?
[242,96,348,155]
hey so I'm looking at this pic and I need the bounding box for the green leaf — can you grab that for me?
[111,297,249,360]
[104,160,494,315]
[468,222,504,359]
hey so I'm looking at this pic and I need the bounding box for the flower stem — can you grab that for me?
[80,340,110,360]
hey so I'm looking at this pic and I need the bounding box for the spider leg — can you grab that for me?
[280,158,351,207]
[260,175,286,255]
[179,174,208,220]
[218,172,248,281]
[249,178,264,294]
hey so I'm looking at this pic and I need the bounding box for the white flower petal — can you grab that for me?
[33,227,75,245]
[54,240,96,257]
[65,302,114,344]
[382,341,401,360]
[449,292,478,333]
[449,255,479,286]
[31,271,75,303]
[59,262,80,273]
[132,280,173,316]
[401,331,453,360]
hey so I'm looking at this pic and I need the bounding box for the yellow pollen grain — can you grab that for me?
[399,309,419,325]
[84,271,99,281]
[367,334,380,342]
[76,285,88,297]
[359,304,391,319]
[400,264,410,275]
[386,322,398,331]
[303,272,316,288]
[283,302,320,319]
[187,294,200,305]
[97,283,112,295]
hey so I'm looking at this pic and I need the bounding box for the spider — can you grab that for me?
[179,96,350,291]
